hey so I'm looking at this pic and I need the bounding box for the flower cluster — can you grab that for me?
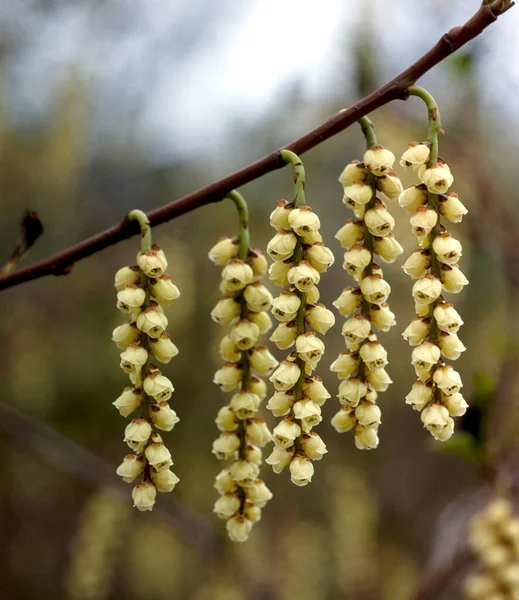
[209,236,275,542]
[330,144,403,449]
[464,497,519,599]
[399,142,469,441]
[265,200,334,484]
[112,243,180,510]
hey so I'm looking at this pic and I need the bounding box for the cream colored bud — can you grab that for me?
[149,401,179,432]
[366,367,392,392]
[120,344,148,375]
[302,376,330,406]
[288,206,321,236]
[438,332,466,360]
[214,468,237,494]
[270,321,297,350]
[149,333,179,364]
[113,387,143,417]
[338,377,368,407]
[421,403,451,436]
[246,418,271,447]
[243,283,273,312]
[414,303,429,318]
[355,424,379,450]
[114,266,141,291]
[215,406,238,432]
[289,455,314,487]
[440,264,469,293]
[293,398,322,431]
[124,418,152,453]
[117,284,146,314]
[405,380,434,411]
[221,259,254,291]
[287,261,321,292]
[376,171,403,201]
[359,341,388,371]
[412,275,442,305]
[305,286,319,305]
[211,297,240,326]
[438,193,467,223]
[229,319,260,351]
[364,145,395,176]
[214,493,241,519]
[213,363,242,392]
[330,352,359,379]
[400,142,431,170]
[248,347,278,376]
[208,237,238,266]
[250,376,267,399]
[138,248,168,278]
[132,481,156,511]
[296,332,325,368]
[432,233,462,265]
[364,203,395,237]
[443,392,468,417]
[219,335,241,363]
[355,401,382,426]
[271,291,300,321]
[246,480,273,507]
[266,445,295,473]
[402,249,431,279]
[272,419,301,448]
[339,161,368,187]
[433,364,462,395]
[248,249,268,278]
[150,275,180,304]
[143,372,174,401]
[212,432,240,460]
[300,230,324,245]
[136,307,168,339]
[226,515,253,543]
[266,391,294,417]
[305,303,335,334]
[342,315,371,346]
[343,182,373,207]
[269,361,301,392]
[373,234,404,263]
[116,454,145,483]
[268,260,292,287]
[463,574,499,599]
[219,279,240,298]
[410,207,438,243]
[145,442,173,472]
[332,287,363,317]
[360,274,391,305]
[412,342,441,380]
[230,391,261,419]
[112,321,140,350]
[248,310,272,334]
[398,185,428,213]
[269,200,293,229]
[230,460,260,487]
[485,497,514,525]
[335,219,364,249]
[331,407,357,433]
[343,246,372,280]
[301,432,327,461]
[369,303,396,332]
[402,317,430,346]
[433,303,463,333]
[267,229,298,261]
[419,161,454,194]
[305,244,335,273]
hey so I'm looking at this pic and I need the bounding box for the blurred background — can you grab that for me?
[1,1,519,598]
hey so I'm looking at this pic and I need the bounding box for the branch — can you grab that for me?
[0,2,511,293]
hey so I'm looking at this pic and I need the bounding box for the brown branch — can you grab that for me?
[0,1,512,293]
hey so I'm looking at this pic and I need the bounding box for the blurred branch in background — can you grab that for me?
[0,210,44,274]
[0,0,512,293]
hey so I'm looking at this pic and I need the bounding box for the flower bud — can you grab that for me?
[433,302,463,333]
[214,493,241,519]
[359,341,388,371]
[230,460,260,487]
[410,207,438,242]
[221,259,254,291]
[432,364,462,395]
[412,275,442,305]
[120,344,148,375]
[211,297,241,326]
[421,403,451,438]
[330,352,359,379]
[265,445,295,473]
[373,234,404,263]
[266,391,295,419]
[149,401,179,432]
[364,203,395,237]
[296,332,325,368]
[215,406,238,432]
[246,418,271,447]
[440,264,469,293]
[402,317,430,346]
[287,261,321,292]
[369,303,396,332]
[116,454,146,483]
[243,283,273,312]
[343,182,373,207]
[304,243,335,272]
[411,342,441,380]
[300,432,327,460]
[112,321,141,350]
[366,368,392,392]
[402,249,431,279]
[113,387,143,417]
[214,468,237,494]
[124,418,152,453]
[289,455,314,487]
[208,237,238,265]
[332,288,362,319]
[306,285,320,305]
[338,377,368,407]
[419,161,454,194]
[150,275,180,304]
[354,424,379,450]
[143,372,174,401]
[132,481,156,511]
[271,290,300,321]
[438,332,466,360]
[226,515,253,542]
[405,380,434,411]
[137,248,168,278]
[360,274,391,304]
[355,401,382,426]
[212,432,240,460]
[213,363,242,391]
[117,285,146,314]
[269,361,301,392]
[246,480,273,507]
[269,200,292,229]
[229,319,260,351]
[248,310,272,335]
[300,230,324,245]
[331,407,357,432]
[338,161,368,187]
[438,193,467,223]
[219,335,241,363]
[342,315,371,346]
[230,390,261,419]
[363,145,395,176]
[293,398,322,431]
[114,266,141,291]
[247,249,268,278]
[148,333,179,364]
[136,306,168,339]
[249,375,267,399]
[272,419,301,448]
[145,442,173,472]
[267,229,298,261]
[343,246,372,280]
[305,303,335,334]
[398,185,428,213]
[432,233,462,265]
[268,260,293,287]
[270,321,297,350]
[288,206,321,236]
[244,445,262,466]
[376,171,403,201]
[247,347,278,377]
[443,392,468,417]
[399,142,431,170]
[335,219,364,249]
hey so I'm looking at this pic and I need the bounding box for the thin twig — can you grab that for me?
[0,2,511,293]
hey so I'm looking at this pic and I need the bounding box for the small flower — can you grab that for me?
[398,185,428,213]
[432,233,462,265]
[246,480,273,507]
[246,419,272,446]
[418,161,454,194]
[369,303,396,331]
[402,318,430,346]
[343,182,373,207]
[364,203,396,237]
[230,460,260,487]
[150,275,180,304]
[149,401,180,431]
[137,247,168,278]
[332,287,363,317]
[116,454,146,483]
[376,171,403,201]
[288,206,321,235]
[248,346,279,376]
[432,364,463,395]
[271,290,301,321]
[249,376,267,399]
[226,515,253,543]
[214,493,241,519]
[360,275,391,305]
[300,432,328,460]
[343,246,372,279]
[305,304,335,334]
[443,392,468,417]
[219,335,241,363]
[267,229,298,261]
[399,142,431,170]
[341,315,371,347]
[359,341,388,371]
[136,306,168,339]
[268,260,293,287]
[212,432,240,460]
[269,361,301,391]
[112,321,141,349]
[287,261,321,292]
[354,425,379,450]
[270,321,297,350]
[208,237,238,266]
[366,368,392,392]
[248,249,269,277]
[213,363,242,391]
[211,297,241,326]
[338,377,368,407]
[293,398,322,431]
[143,372,174,401]
[132,481,157,511]
[120,344,148,375]
[221,259,254,291]
[412,275,442,305]
[269,200,292,229]
[433,302,464,333]
[338,161,368,187]
[266,390,295,417]
[248,311,272,336]
[421,403,451,437]
[410,207,438,242]
[145,442,173,472]
[438,193,467,223]
[124,418,152,453]
[372,234,404,263]
[402,249,431,279]
[440,264,469,293]
[117,285,146,313]
[331,407,357,432]
[330,352,359,379]
[355,402,382,426]
[113,387,143,417]
[411,342,441,380]
[335,219,365,249]
[229,319,260,351]
[438,332,466,360]
[296,332,325,368]
[363,145,395,176]
[265,446,295,473]
[304,244,335,272]
[214,468,237,494]
[148,333,179,364]
[229,390,261,419]
[405,380,434,411]
[289,455,314,486]
[215,406,238,432]
[114,266,141,291]
[272,419,301,448]
[243,283,274,312]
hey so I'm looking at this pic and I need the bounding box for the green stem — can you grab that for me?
[128,210,152,253]
[226,191,250,260]
[280,150,306,208]
[407,86,442,166]
[358,116,377,149]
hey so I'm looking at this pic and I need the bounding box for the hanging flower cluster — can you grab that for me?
[265,150,334,485]
[210,190,275,543]
[330,119,403,450]
[112,210,180,511]
[399,87,469,442]
[464,497,519,599]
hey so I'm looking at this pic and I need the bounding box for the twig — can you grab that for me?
[0,2,512,293]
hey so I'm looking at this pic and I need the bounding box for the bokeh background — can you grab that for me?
[1,1,519,599]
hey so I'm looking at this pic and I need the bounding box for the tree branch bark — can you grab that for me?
[0,1,512,293]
